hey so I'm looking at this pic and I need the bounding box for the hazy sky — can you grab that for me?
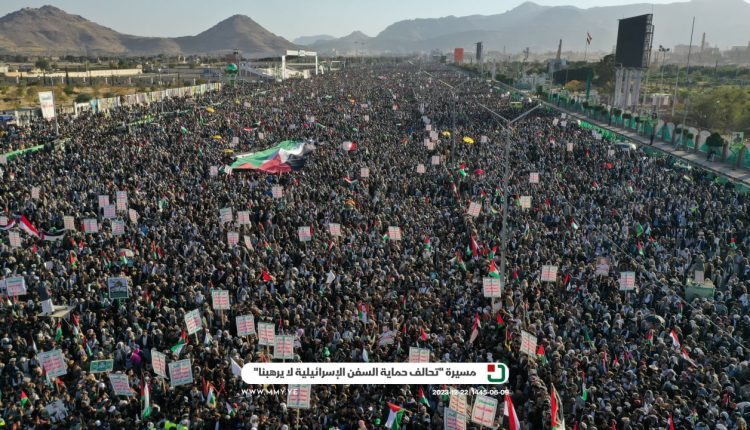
[1,0,690,40]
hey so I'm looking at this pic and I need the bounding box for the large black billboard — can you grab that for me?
[614,14,653,69]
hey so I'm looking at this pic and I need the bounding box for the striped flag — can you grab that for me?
[141,383,152,418]
[504,394,521,430]
[551,385,565,429]
[171,329,189,356]
[19,215,40,238]
[469,313,481,344]
[669,329,680,348]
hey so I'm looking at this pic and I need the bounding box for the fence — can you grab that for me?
[74,82,223,116]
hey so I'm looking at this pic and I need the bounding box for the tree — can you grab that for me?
[34,58,50,71]
[705,132,725,148]
[564,80,584,93]
[75,93,92,103]
[593,54,615,86]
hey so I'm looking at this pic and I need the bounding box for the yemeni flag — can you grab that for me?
[19,215,40,238]
[470,235,479,258]
[489,260,501,279]
[469,313,481,344]
[171,329,189,356]
[230,140,315,173]
[0,218,16,230]
[385,402,405,430]
[20,390,29,408]
[141,383,152,418]
[668,413,675,430]
[504,394,521,430]
[551,385,565,430]
[669,329,680,348]
[54,321,63,342]
[41,230,65,241]
[418,387,430,408]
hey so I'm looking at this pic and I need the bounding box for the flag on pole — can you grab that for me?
[230,357,242,378]
[551,384,565,430]
[385,402,405,430]
[469,313,481,344]
[19,215,40,238]
[418,387,430,408]
[581,381,589,402]
[668,413,675,430]
[141,383,152,418]
[489,260,501,279]
[54,321,63,342]
[645,329,654,345]
[423,235,431,250]
[171,329,189,356]
[669,329,680,348]
[504,394,521,430]
[206,384,217,408]
[470,235,479,258]
[586,32,592,45]
[20,391,29,408]
[420,327,428,341]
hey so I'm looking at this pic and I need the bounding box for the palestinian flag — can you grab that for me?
[423,235,431,250]
[141,383,152,418]
[570,219,579,231]
[497,313,505,328]
[230,140,316,173]
[19,215,40,238]
[226,402,236,417]
[551,385,565,430]
[469,313,481,344]
[504,394,521,430]
[489,260,500,279]
[581,381,589,401]
[206,384,217,408]
[636,223,644,237]
[358,303,369,322]
[470,235,479,258]
[54,321,63,342]
[645,329,654,345]
[20,391,29,408]
[537,344,547,365]
[385,402,405,430]
[171,329,189,356]
[458,164,467,177]
[489,246,496,259]
[418,387,430,408]
[420,327,428,341]
[343,176,359,186]
[730,238,737,249]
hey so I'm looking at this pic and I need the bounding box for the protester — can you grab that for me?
[0,64,748,430]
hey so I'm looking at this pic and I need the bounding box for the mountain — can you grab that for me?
[0,5,297,56]
[293,34,336,46]
[315,0,750,55]
[309,31,373,54]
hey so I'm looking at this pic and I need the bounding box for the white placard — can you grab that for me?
[426,124,432,131]
[287,384,312,409]
[430,131,438,141]
[211,289,230,310]
[619,271,636,291]
[83,218,99,233]
[151,350,168,378]
[98,195,109,208]
[541,265,558,282]
[529,172,540,184]
[243,235,253,250]
[482,277,502,298]
[567,142,574,152]
[168,359,194,387]
[5,276,26,296]
[467,201,481,217]
[116,191,128,211]
[388,226,402,241]
[431,155,440,165]
[219,207,233,224]
[360,167,369,178]
[39,91,56,119]
[445,407,467,430]
[257,322,275,346]
[364,115,369,122]
[39,349,67,378]
[427,142,435,150]
[470,395,498,427]
[109,373,135,397]
[608,149,615,157]
[236,314,256,337]
[520,196,531,209]
[227,231,239,247]
[235,211,249,225]
[520,330,538,356]
[210,166,218,177]
[273,335,295,359]
[0,155,6,165]
[0,216,7,226]
[298,226,312,242]
[408,347,430,363]
[328,223,342,237]
[31,186,40,199]
[184,309,202,335]
[480,135,488,144]
[417,164,426,174]
[63,216,75,231]
[272,186,283,199]
[561,120,568,127]
[9,231,21,248]
[232,136,239,146]
[103,205,116,219]
[450,392,468,416]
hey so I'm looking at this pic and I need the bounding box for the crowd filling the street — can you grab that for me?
[0,63,749,430]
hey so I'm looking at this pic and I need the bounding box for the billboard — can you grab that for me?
[614,14,653,68]
[454,48,464,64]
[38,91,56,120]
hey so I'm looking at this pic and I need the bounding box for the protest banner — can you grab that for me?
[211,289,230,310]
[112,219,125,236]
[470,395,498,427]
[287,384,312,409]
[595,257,610,275]
[39,349,67,378]
[520,330,538,356]
[445,407,467,430]
[328,223,342,236]
[237,211,250,225]
[219,207,233,224]
[227,231,239,247]
[408,347,430,363]
[116,191,128,211]
[236,314,256,337]
[169,359,194,387]
[107,277,129,299]
[98,195,109,208]
[83,218,99,234]
[431,155,440,165]
[257,322,275,346]
[449,392,468,415]
[360,167,369,178]
[89,359,114,373]
[63,216,76,230]
[5,276,26,296]
[388,226,402,240]
[298,226,312,242]
[184,309,202,335]
[519,196,531,209]
[529,172,540,183]
[272,186,283,199]
[467,201,481,217]
[151,350,168,378]
[620,271,636,291]
[482,277,502,298]
[103,205,116,219]
[273,335,295,360]
[109,373,135,397]
[9,231,21,247]
[540,265,558,282]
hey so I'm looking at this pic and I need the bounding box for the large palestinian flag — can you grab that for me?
[230,140,316,173]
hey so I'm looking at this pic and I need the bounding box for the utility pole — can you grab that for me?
[680,17,696,149]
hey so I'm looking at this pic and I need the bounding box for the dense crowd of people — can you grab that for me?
[0,63,749,430]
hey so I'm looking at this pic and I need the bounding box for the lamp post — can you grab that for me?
[418,71,472,163]
[658,46,670,98]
